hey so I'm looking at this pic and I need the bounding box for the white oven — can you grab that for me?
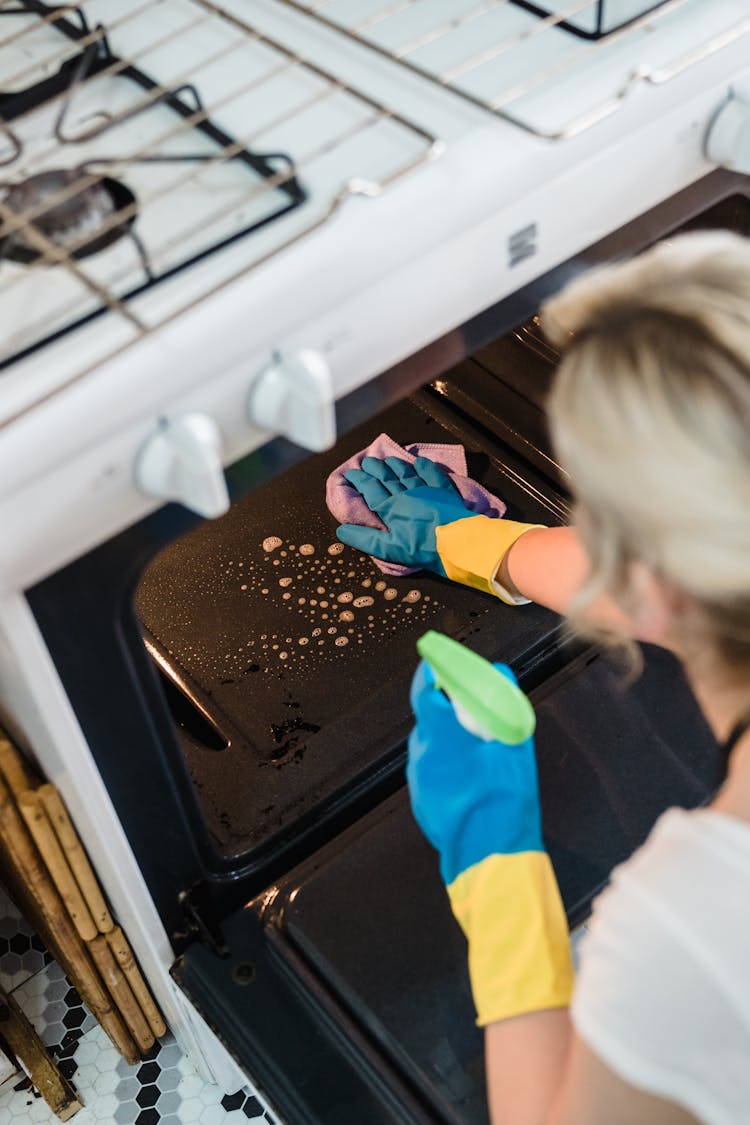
[0,2,748,1120]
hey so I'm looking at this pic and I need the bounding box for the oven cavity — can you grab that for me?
[134,391,565,860]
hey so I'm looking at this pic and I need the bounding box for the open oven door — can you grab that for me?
[172,642,720,1125]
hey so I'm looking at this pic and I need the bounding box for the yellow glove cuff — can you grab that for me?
[435,517,543,604]
[448,851,574,1026]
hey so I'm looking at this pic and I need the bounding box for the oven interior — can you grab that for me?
[27,189,748,1123]
[135,389,567,871]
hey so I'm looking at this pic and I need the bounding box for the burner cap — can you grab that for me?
[1,169,136,264]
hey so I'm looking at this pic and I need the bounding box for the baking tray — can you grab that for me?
[136,390,567,864]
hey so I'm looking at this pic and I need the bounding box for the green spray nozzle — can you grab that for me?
[417,630,536,745]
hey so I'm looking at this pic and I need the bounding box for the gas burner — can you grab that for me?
[0,2,306,366]
[0,169,136,263]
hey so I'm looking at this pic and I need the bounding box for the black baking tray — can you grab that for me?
[175,644,719,1125]
[136,390,568,865]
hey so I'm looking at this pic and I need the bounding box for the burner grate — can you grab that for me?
[0,0,440,387]
[283,0,750,140]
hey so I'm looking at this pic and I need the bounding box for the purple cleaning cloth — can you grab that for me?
[325,433,507,576]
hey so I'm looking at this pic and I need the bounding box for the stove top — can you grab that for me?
[0,1,743,384]
[0,3,306,364]
[0,0,443,377]
[0,0,746,538]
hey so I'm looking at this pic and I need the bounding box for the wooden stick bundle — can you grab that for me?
[38,785,113,934]
[17,791,97,942]
[89,936,155,1054]
[106,926,167,1039]
[0,774,139,1064]
[0,731,167,1077]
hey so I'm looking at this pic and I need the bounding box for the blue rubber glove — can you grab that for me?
[408,660,543,885]
[408,659,573,1026]
[335,455,543,601]
[336,455,475,573]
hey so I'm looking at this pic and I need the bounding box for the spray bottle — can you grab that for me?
[416,630,536,744]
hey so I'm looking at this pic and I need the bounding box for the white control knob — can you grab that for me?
[705,88,750,174]
[135,413,230,519]
[247,348,336,452]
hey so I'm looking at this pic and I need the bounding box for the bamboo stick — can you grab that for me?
[0,774,139,1064]
[36,785,166,1043]
[37,783,113,934]
[0,734,33,798]
[106,926,167,1039]
[17,791,97,942]
[0,985,81,1120]
[89,936,155,1054]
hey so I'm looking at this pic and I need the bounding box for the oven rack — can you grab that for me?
[281,0,750,141]
[0,0,441,393]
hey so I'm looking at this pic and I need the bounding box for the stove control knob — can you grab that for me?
[247,348,336,452]
[135,413,230,519]
[705,88,750,173]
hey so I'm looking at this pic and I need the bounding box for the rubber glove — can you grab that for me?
[408,659,573,1026]
[336,455,542,602]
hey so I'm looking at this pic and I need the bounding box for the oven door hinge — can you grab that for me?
[177,882,229,959]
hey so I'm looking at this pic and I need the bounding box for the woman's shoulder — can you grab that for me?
[598,806,750,930]
[579,804,750,1006]
[571,806,750,1124]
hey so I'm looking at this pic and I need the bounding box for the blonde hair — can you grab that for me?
[540,231,750,680]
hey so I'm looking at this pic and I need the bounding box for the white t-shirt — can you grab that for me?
[572,807,750,1125]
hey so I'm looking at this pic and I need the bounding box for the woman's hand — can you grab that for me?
[407,658,573,1027]
[336,455,476,572]
[408,659,544,882]
[336,455,543,600]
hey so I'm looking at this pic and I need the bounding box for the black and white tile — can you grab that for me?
[0,894,53,992]
[0,887,279,1125]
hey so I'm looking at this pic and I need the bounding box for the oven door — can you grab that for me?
[172,641,718,1125]
[26,173,745,1124]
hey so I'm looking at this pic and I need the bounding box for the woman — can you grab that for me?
[336,231,750,1124]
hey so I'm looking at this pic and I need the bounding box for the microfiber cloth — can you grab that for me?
[326,433,507,576]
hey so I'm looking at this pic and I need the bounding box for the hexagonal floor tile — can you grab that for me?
[94,1069,120,1097]
[199,1105,225,1125]
[156,1089,182,1116]
[0,974,282,1125]
[0,889,52,992]
[42,976,68,1004]
[179,1096,205,1123]
[156,1066,180,1094]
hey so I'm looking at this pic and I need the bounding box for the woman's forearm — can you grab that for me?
[503,526,631,632]
[486,1009,571,1125]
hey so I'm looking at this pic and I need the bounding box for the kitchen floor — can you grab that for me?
[0,887,279,1125]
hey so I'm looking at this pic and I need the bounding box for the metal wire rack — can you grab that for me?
[281,0,750,141]
[0,0,441,384]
